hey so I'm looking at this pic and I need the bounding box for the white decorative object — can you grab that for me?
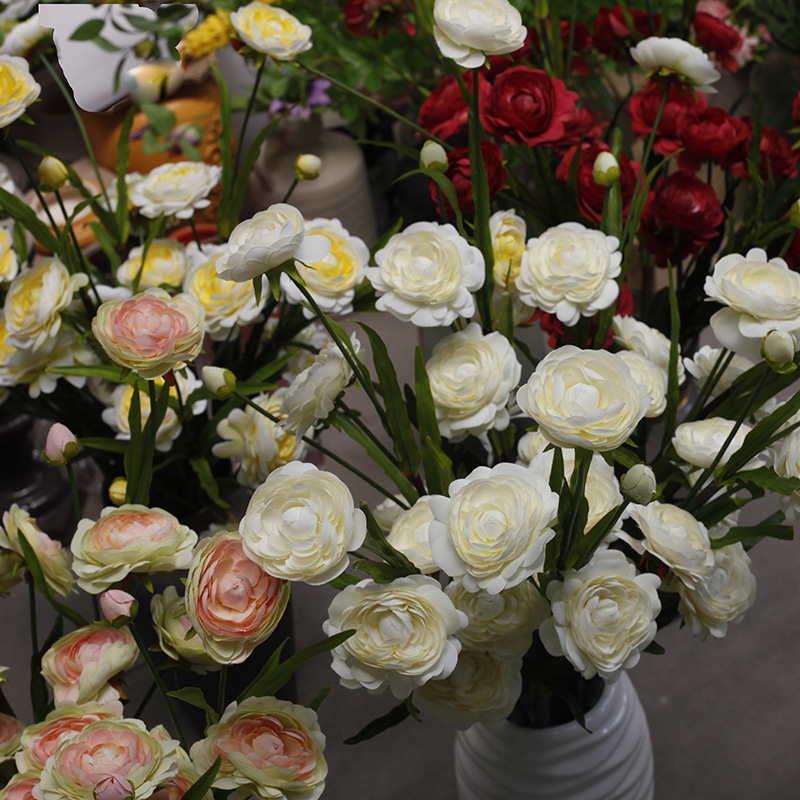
[454,674,653,800]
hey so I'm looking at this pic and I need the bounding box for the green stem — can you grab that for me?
[7,133,60,233]
[134,682,158,719]
[28,575,39,654]
[281,177,299,205]
[65,461,82,528]
[684,349,734,423]
[217,664,228,715]
[189,216,204,253]
[53,189,103,305]
[92,594,101,622]
[561,448,591,569]
[233,57,267,179]
[335,398,399,466]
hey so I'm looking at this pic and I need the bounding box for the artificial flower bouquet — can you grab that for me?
[2,0,800,798]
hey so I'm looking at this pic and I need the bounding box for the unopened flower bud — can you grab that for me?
[94,774,133,800]
[420,140,448,172]
[294,153,321,181]
[202,365,236,399]
[621,464,657,505]
[100,589,138,623]
[42,423,78,465]
[593,151,620,186]
[108,477,128,506]
[790,199,800,229]
[762,329,797,373]
[38,156,68,192]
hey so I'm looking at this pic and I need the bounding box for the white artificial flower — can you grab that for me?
[490,208,526,293]
[0,54,40,128]
[280,218,368,318]
[429,462,558,594]
[617,350,668,418]
[0,13,46,56]
[0,228,17,283]
[516,346,650,451]
[414,650,523,730]
[372,494,407,534]
[426,323,521,442]
[366,221,484,327]
[280,322,331,379]
[672,418,764,473]
[630,36,721,93]
[386,496,438,575]
[624,501,714,589]
[768,419,800,521]
[515,430,551,466]
[705,248,800,361]
[240,462,366,585]
[517,222,622,327]
[230,2,313,60]
[539,549,661,682]
[432,0,527,69]
[446,577,549,660]
[684,345,753,398]
[323,575,467,699]
[215,203,331,283]
[612,314,685,384]
[130,161,222,220]
[116,238,187,289]
[677,542,756,641]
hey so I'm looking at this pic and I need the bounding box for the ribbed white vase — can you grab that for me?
[454,674,654,800]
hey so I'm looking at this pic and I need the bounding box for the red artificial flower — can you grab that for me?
[693,12,743,72]
[722,121,799,180]
[484,32,533,75]
[528,20,593,74]
[628,81,707,156]
[344,0,414,38]
[676,107,748,172]
[641,172,724,265]
[793,91,800,127]
[430,140,507,216]
[553,106,607,155]
[482,66,578,147]
[593,6,660,61]
[417,74,489,141]
[555,142,642,224]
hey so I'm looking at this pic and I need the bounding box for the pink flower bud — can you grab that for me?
[94,774,133,800]
[43,423,78,465]
[100,590,137,622]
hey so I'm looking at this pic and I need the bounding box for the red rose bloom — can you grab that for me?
[528,21,593,74]
[676,107,747,172]
[641,172,724,265]
[418,74,489,141]
[430,140,507,216]
[556,142,642,224]
[722,121,799,180]
[554,106,607,155]
[482,66,578,147]
[593,6,659,61]
[344,0,414,38]
[693,12,742,72]
[628,81,707,156]
[793,91,800,127]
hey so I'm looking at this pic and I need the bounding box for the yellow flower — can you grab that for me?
[230,2,312,60]
[0,54,40,129]
[181,12,232,60]
[116,238,187,289]
[0,228,18,283]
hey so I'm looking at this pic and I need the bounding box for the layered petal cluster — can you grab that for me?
[129,161,221,220]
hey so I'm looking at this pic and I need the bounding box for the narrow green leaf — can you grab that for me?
[212,65,234,238]
[79,437,128,454]
[659,263,681,457]
[414,347,453,494]
[189,457,229,509]
[230,117,283,223]
[328,573,360,589]
[141,103,176,138]
[361,502,419,575]
[92,36,123,53]
[643,640,665,655]
[307,685,331,712]
[70,18,105,40]
[167,687,220,725]
[88,222,122,268]
[711,523,794,549]
[0,186,58,251]
[124,386,143,504]
[180,757,221,800]
[724,467,800,496]
[116,106,136,245]
[353,558,408,583]
[345,700,410,745]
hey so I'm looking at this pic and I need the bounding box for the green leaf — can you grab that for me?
[178,139,202,162]
[358,323,419,477]
[659,263,681,456]
[167,687,219,726]
[643,640,665,655]
[116,106,136,245]
[141,103,176,138]
[230,117,283,225]
[344,700,410,745]
[0,186,58,252]
[723,467,800,496]
[124,384,143,504]
[307,685,332,712]
[189,457,229,509]
[328,573,360,589]
[711,523,794,550]
[498,291,514,344]
[79,437,128,454]
[47,363,132,381]
[92,36,123,53]
[88,222,122,269]
[70,18,105,40]
[361,502,419,574]
[237,631,356,703]
[180,757,221,800]
[212,65,234,238]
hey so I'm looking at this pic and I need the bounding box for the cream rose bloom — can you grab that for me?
[0,713,23,763]
[0,55,40,128]
[517,346,650,451]
[386,496,438,575]
[415,650,523,730]
[490,208,526,292]
[624,501,714,589]
[92,288,204,380]
[150,585,220,672]
[0,228,18,282]
[366,221,485,327]
[0,504,72,597]
[216,204,331,283]
[240,462,366,585]
[630,36,721,93]
[705,248,800,360]
[612,314,685,383]
[191,697,326,800]
[372,494,407,534]
[617,350,667,418]
[432,0,527,69]
[4,258,88,350]
[677,542,756,642]
[426,323,521,441]
[279,333,361,440]
[213,387,307,485]
[101,383,182,453]
[116,238,187,289]
[517,222,622,327]
[281,218,368,318]
[446,577,549,660]
[230,3,313,59]
[40,623,138,706]
[429,462,558,594]
[540,549,661,682]
[280,322,331,379]
[684,345,753,397]
[323,575,466,699]
[129,161,221,220]
[184,530,290,665]
[515,430,551,466]
[70,505,198,594]
[36,719,179,800]
[672,418,764,474]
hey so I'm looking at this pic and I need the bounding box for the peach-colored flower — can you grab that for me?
[184,531,290,665]
[43,423,78,465]
[149,730,213,800]
[15,702,122,773]
[100,590,136,622]
[0,772,39,800]
[190,697,327,800]
[36,719,179,800]
[0,712,23,763]
[71,505,198,594]
[40,623,138,706]
[91,288,204,379]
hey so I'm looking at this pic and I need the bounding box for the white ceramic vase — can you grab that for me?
[454,673,654,800]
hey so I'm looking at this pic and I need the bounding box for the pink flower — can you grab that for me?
[100,590,137,622]
[43,423,78,465]
[91,288,204,380]
[0,712,23,762]
[94,775,133,800]
[2,773,40,800]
